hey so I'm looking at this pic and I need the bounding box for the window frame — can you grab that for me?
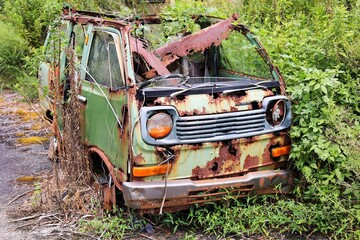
[84,27,126,90]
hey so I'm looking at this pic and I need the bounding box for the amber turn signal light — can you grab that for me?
[271,145,291,158]
[133,164,172,177]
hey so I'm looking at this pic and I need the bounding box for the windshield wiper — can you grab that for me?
[138,74,188,90]
[223,80,271,95]
[170,82,230,98]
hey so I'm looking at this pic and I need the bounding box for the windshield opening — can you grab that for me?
[133,19,274,88]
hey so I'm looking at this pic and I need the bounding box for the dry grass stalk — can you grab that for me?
[46,47,97,214]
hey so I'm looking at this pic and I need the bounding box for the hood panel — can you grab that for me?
[152,89,274,116]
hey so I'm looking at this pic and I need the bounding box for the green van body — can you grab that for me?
[39,9,293,213]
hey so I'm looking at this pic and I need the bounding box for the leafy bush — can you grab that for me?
[0,21,28,89]
[0,0,131,97]
[162,195,359,238]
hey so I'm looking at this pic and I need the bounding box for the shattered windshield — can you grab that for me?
[133,18,275,88]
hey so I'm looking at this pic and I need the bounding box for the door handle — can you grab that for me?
[77,95,87,103]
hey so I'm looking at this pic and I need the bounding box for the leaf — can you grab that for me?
[302,166,312,178]
[321,85,327,95]
[334,168,343,181]
[310,163,318,169]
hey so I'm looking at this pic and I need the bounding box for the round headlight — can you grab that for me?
[267,100,286,126]
[147,113,173,139]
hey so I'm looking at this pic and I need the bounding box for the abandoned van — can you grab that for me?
[39,9,293,213]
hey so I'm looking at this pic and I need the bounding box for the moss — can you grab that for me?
[13,109,39,121]
[29,124,43,130]
[16,175,38,182]
[15,109,27,115]
[17,136,48,145]
[15,132,25,137]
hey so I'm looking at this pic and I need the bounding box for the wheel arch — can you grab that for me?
[88,147,123,191]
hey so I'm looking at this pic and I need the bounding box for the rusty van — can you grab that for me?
[39,9,293,213]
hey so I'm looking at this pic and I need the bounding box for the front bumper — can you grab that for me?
[122,170,293,212]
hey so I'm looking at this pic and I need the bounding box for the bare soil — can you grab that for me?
[0,91,51,239]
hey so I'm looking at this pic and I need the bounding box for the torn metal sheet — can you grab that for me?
[154,14,238,66]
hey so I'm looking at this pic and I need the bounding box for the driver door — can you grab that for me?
[79,26,128,181]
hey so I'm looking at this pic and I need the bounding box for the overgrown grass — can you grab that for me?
[80,194,359,239]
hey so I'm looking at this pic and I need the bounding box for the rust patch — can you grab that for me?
[113,168,125,183]
[262,141,273,162]
[189,143,204,151]
[259,177,265,188]
[243,155,260,170]
[192,142,241,179]
[133,153,145,165]
[129,38,170,77]
[152,88,273,116]
[154,15,238,67]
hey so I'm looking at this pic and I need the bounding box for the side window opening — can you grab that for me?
[64,23,86,101]
[132,52,151,82]
[44,22,68,64]
[72,24,85,63]
[86,31,124,89]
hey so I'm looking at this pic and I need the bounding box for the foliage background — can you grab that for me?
[0,0,359,238]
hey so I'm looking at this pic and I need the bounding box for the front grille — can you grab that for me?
[176,109,266,140]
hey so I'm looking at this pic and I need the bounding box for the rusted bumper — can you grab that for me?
[122,170,293,212]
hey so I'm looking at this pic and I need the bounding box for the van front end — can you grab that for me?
[124,85,293,213]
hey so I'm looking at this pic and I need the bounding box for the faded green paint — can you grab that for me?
[81,80,127,177]
[130,89,288,181]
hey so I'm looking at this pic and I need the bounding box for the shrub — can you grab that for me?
[0,21,28,89]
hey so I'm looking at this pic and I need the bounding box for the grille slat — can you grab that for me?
[176,109,266,141]
[177,118,264,131]
[178,127,264,140]
[177,123,265,135]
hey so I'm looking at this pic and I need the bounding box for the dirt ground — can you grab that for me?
[0,91,52,239]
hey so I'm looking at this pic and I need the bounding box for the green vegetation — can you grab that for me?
[0,21,28,89]
[1,0,359,238]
